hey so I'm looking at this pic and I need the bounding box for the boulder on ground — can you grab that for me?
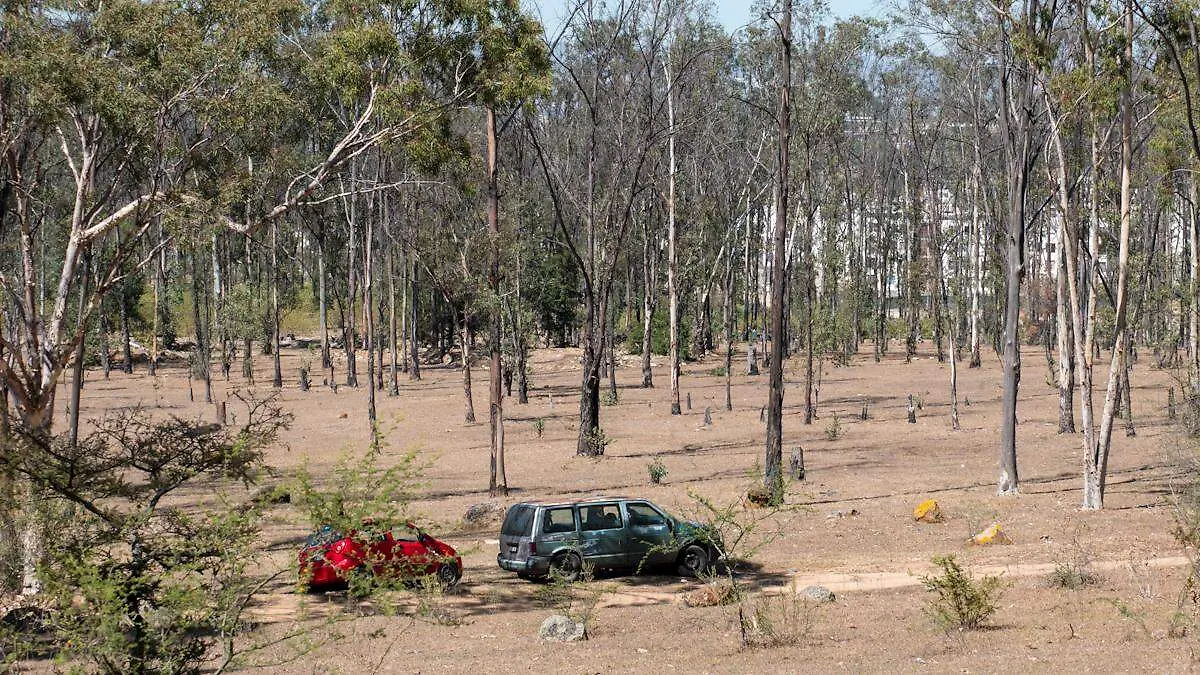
[970,522,1012,545]
[538,614,585,642]
[913,499,943,523]
[803,585,835,603]
[464,502,503,525]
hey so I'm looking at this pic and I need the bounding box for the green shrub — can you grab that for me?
[533,418,545,438]
[648,457,668,484]
[823,415,841,440]
[627,309,691,359]
[921,554,1005,631]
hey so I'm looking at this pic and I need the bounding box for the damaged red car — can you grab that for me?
[299,523,462,590]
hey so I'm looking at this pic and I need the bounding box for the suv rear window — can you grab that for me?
[501,505,534,536]
[579,504,622,531]
[542,507,576,534]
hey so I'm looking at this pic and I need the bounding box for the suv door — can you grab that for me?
[575,503,626,568]
[624,501,675,570]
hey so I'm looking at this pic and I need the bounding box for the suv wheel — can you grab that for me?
[677,544,710,577]
[549,552,582,583]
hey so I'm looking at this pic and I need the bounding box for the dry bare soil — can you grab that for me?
[64,343,1200,673]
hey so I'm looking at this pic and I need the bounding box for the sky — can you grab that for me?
[526,0,889,35]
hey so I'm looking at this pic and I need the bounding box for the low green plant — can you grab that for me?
[648,457,668,484]
[921,554,1005,631]
[823,414,841,441]
[533,561,607,637]
[601,389,619,406]
[1048,530,1099,590]
[532,418,546,438]
[738,581,818,649]
[580,428,611,456]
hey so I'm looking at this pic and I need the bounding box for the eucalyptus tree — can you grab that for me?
[526,0,675,456]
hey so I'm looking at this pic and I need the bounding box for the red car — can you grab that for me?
[299,523,462,590]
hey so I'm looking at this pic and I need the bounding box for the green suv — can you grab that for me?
[496,497,718,581]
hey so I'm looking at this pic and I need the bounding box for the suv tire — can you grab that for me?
[677,544,710,577]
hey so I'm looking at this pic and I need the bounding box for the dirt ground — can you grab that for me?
[58,340,1200,673]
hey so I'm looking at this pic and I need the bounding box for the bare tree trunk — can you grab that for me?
[665,53,681,416]
[641,218,657,388]
[409,261,421,380]
[485,105,507,495]
[1056,215,1076,433]
[318,233,331,369]
[271,220,282,388]
[997,5,1040,495]
[364,205,378,448]
[461,313,476,424]
[764,0,792,502]
[68,253,90,446]
[388,247,399,395]
[724,255,734,411]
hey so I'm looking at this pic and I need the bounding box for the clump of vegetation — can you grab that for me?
[533,560,608,638]
[580,428,611,456]
[682,578,741,607]
[921,554,1005,631]
[737,581,818,649]
[1048,528,1099,590]
[648,457,668,484]
[1,393,292,673]
[532,417,546,438]
[823,414,841,441]
[601,389,619,406]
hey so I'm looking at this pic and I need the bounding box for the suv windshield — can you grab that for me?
[501,505,535,537]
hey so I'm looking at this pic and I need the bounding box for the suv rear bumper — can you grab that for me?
[497,554,551,575]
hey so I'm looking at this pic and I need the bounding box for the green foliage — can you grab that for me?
[532,418,545,438]
[921,555,1005,631]
[737,581,818,649]
[1,393,291,674]
[292,445,425,546]
[823,415,841,441]
[647,457,668,484]
[526,248,580,346]
[580,428,611,457]
[627,309,692,359]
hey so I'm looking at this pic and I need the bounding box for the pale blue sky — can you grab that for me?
[526,0,889,35]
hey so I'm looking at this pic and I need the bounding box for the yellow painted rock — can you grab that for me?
[913,499,943,523]
[971,522,1012,545]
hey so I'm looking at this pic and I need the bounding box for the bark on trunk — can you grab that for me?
[764,0,791,502]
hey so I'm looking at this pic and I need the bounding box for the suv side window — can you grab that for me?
[542,507,576,534]
[579,504,622,531]
[627,503,667,527]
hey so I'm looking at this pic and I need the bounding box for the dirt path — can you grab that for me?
[593,554,1191,607]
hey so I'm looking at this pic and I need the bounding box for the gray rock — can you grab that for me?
[803,585,835,604]
[538,614,585,642]
[464,502,503,524]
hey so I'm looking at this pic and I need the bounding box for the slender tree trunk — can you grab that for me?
[409,260,421,380]
[641,218,657,388]
[764,0,792,502]
[462,313,476,424]
[485,105,507,495]
[271,221,282,388]
[318,233,331,370]
[1056,215,1076,433]
[388,247,400,395]
[364,207,378,448]
[665,53,681,416]
[68,253,90,446]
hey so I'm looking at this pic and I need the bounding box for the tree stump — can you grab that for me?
[860,401,869,420]
[686,392,692,411]
[747,343,759,376]
[299,367,310,391]
[1169,387,1177,420]
[703,406,712,428]
[789,446,805,481]
[216,401,227,426]
[907,394,916,424]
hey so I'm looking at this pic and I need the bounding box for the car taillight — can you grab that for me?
[529,542,537,555]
